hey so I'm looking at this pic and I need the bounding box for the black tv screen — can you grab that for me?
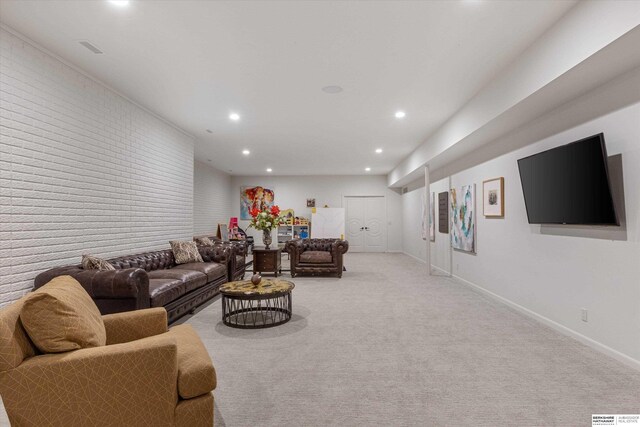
[517,133,618,225]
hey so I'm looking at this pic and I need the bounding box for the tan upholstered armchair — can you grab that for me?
[0,300,216,427]
[285,238,349,278]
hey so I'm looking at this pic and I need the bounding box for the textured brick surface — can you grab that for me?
[0,29,195,306]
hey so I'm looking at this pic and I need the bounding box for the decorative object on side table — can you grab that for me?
[262,229,272,249]
[483,177,504,218]
[248,204,285,250]
[251,273,262,286]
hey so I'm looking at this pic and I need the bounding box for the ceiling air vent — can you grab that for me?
[78,41,103,54]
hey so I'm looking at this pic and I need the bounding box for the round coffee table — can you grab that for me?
[219,279,294,329]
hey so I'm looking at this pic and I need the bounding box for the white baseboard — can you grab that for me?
[402,251,426,264]
[430,264,450,276]
[450,273,640,372]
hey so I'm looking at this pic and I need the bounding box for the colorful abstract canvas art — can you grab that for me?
[240,186,275,220]
[450,184,476,253]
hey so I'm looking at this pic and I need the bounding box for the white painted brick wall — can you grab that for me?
[0,28,195,306]
[193,160,231,235]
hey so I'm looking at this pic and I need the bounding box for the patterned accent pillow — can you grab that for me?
[20,275,107,353]
[81,254,115,271]
[170,240,204,264]
[194,236,215,246]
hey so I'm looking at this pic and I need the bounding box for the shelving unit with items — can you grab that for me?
[277,214,310,244]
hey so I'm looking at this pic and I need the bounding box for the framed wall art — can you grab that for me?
[450,184,476,253]
[483,177,504,218]
[240,186,274,220]
[438,191,448,233]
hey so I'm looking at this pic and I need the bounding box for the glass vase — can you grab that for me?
[262,229,272,250]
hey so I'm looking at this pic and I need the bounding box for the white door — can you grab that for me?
[345,196,387,252]
[345,197,366,252]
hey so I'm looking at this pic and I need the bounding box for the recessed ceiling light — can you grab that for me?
[375,148,383,154]
[108,0,130,7]
[266,168,273,173]
[395,111,406,119]
[242,149,250,155]
[207,159,212,162]
[229,113,240,121]
[365,167,371,172]
[322,85,343,94]
[206,129,213,133]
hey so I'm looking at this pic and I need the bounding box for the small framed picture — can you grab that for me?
[483,177,504,217]
[306,198,316,208]
[216,223,229,240]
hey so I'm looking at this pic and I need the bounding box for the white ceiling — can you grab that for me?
[0,0,577,176]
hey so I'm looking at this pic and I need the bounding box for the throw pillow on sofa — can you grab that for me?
[194,236,215,246]
[20,275,107,353]
[81,254,115,271]
[170,240,204,264]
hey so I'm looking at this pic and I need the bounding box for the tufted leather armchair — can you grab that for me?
[284,238,349,278]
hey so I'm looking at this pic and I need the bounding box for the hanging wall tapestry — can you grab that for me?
[240,186,275,220]
[421,191,427,240]
[450,184,476,253]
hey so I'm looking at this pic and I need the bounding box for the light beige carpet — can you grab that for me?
[2,253,639,426]
[184,253,640,426]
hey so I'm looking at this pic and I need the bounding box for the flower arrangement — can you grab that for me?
[248,205,284,231]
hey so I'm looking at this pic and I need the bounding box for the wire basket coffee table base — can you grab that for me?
[220,278,294,329]
[222,292,292,329]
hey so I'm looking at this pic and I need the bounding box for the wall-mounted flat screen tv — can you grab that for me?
[517,133,618,225]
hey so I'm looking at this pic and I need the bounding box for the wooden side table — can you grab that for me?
[252,247,282,277]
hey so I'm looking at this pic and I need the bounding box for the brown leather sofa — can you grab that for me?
[33,245,230,323]
[194,235,247,282]
[285,238,349,278]
[0,301,216,426]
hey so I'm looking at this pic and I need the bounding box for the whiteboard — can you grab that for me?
[311,208,345,239]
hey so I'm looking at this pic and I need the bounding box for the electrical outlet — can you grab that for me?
[581,308,588,322]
